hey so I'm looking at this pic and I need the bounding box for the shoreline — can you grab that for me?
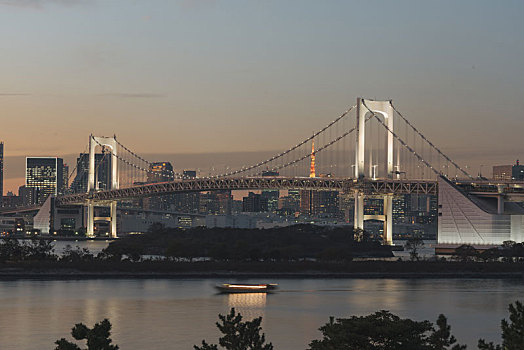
[1,270,523,280]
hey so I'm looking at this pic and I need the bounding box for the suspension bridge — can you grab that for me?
[29,98,524,244]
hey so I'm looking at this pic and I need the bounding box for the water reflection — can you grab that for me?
[227,293,267,321]
[228,292,267,308]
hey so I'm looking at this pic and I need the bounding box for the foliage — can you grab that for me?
[478,301,524,350]
[60,245,94,263]
[405,236,425,261]
[308,310,465,350]
[453,245,478,263]
[55,318,118,350]
[194,308,273,350]
[0,237,57,262]
[105,224,391,262]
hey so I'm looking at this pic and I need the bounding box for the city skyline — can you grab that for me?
[1,0,523,192]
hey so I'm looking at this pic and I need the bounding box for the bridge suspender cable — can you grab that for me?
[389,101,473,179]
[212,105,357,178]
[362,100,442,177]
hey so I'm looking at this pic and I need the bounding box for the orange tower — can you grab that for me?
[309,139,316,178]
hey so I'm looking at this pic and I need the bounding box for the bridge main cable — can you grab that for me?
[213,105,356,178]
[389,101,473,179]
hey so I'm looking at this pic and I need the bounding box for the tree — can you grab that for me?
[428,314,467,350]
[55,319,118,350]
[478,301,524,350]
[194,308,273,350]
[309,310,465,350]
[453,245,478,263]
[405,236,425,261]
[353,228,371,243]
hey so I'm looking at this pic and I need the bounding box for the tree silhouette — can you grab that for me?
[405,236,424,261]
[55,319,118,350]
[194,308,273,350]
[309,310,465,350]
[478,301,524,350]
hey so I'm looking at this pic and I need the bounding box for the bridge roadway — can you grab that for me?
[56,177,439,205]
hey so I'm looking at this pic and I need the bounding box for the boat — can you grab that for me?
[215,283,278,293]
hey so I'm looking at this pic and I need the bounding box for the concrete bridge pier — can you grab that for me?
[86,201,95,237]
[353,191,393,245]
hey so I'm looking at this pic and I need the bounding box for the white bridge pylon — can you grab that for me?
[354,98,395,245]
[86,135,119,238]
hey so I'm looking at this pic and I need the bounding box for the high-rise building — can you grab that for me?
[300,190,340,217]
[183,170,197,178]
[26,157,64,204]
[493,161,524,181]
[199,190,232,215]
[19,185,37,206]
[242,192,268,212]
[0,142,3,205]
[174,170,200,213]
[512,160,524,181]
[61,163,69,194]
[261,170,279,212]
[70,153,111,193]
[148,162,174,183]
[493,165,513,181]
[146,162,174,210]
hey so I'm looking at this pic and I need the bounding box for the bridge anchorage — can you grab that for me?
[50,97,499,244]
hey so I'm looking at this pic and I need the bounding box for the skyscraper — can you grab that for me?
[261,170,279,212]
[174,170,200,213]
[242,192,268,212]
[0,142,3,205]
[26,157,64,204]
[146,162,174,210]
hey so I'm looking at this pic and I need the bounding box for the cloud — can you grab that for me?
[0,0,89,9]
[99,93,167,99]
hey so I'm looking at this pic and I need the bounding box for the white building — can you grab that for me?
[438,177,524,245]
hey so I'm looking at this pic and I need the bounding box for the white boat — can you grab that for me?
[215,283,278,293]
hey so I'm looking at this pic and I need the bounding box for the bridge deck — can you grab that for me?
[56,177,439,205]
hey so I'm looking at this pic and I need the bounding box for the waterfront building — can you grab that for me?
[438,177,524,245]
[25,157,64,204]
[492,161,523,181]
[512,160,524,180]
[493,165,513,181]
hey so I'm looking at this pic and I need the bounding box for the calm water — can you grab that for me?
[0,278,522,349]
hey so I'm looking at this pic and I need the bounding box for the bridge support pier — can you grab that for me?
[86,201,94,238]
[354,191,364,232]
[110,201,118,238]
[384,194,393,245]
[353,191,394,246]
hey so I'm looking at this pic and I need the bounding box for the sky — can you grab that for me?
[1,0,523,193]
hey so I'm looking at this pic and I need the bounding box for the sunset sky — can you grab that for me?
[1,0,523,193]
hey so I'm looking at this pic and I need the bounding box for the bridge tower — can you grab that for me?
[354,98,395,245]
[86,135,119,238]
